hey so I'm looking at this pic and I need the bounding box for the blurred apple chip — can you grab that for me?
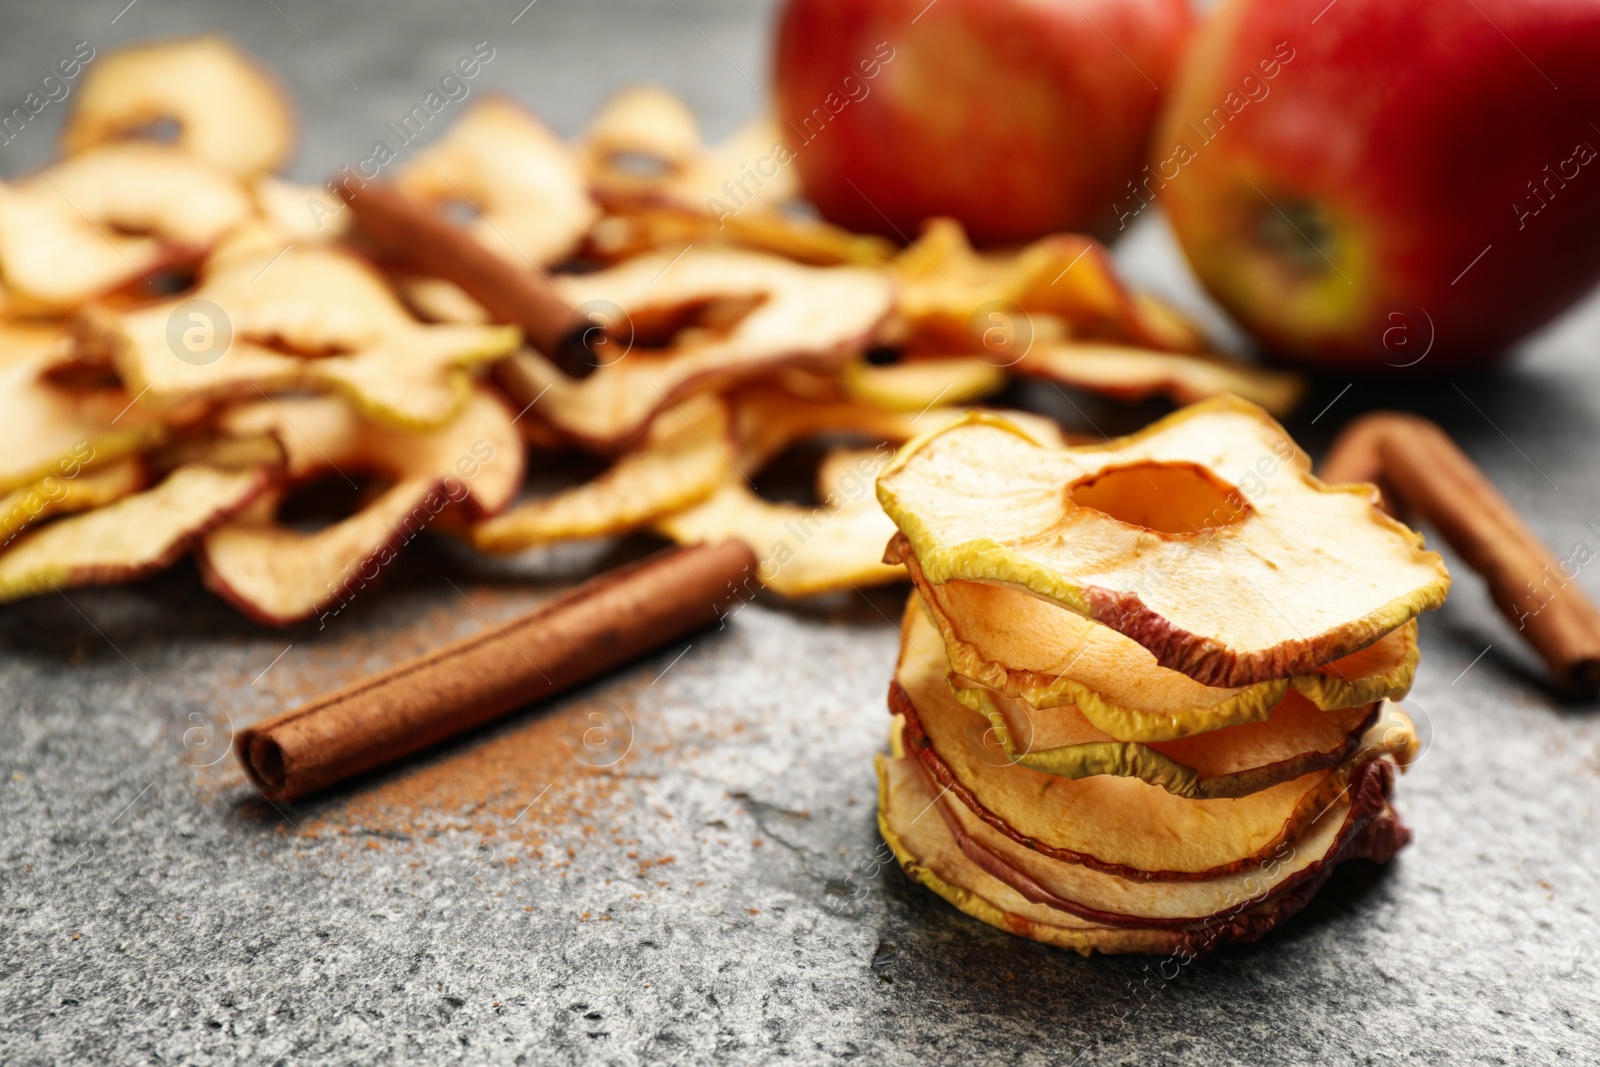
[0,325,163,494]
[92,242,519,428]
[61,35,295,178]
[584,87,799,212]
[398,95,598,269]
[0,457,148,547]
[0,144,253,311]
[0,463,270,602]
[1015,343,1305,417]
[841,357,1008,412]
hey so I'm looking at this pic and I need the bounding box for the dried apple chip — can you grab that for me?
[891,219,1303,413]
[840,357,1008,413]
[398,95,597,268]
[0,144,253,311]
[0,328,162,494]
[878,397,1451,686]
[512,248,893,450]
[472,396,732,552]
[894,538,1418,740]
[0,464,270,602]
[583,88,798,213]
[1014,342,1304,418]
[878,730,1409,949]
[586,207,894,268]
[581,86,702,175]
[254,177,349,241]
[963,680,1383,800]
[61,35,294,177]
[656,446,901,598]
[198,387,521,625]
[894,220,1156,350]
[875,751,1194,956]
[93,242,519,428]
[0,458,146,548]
[892,594,1414,879]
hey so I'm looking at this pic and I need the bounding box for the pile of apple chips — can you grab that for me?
[872,397,1452,954]
[0,35,1301,621]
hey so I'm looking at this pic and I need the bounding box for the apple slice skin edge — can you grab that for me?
[878,748,1409,953]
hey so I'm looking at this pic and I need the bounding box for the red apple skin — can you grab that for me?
[773,0,1193,246]
[1156,0,1600,371]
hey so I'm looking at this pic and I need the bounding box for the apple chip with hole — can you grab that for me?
[650,383,1060,598]
[398,95,598,269]
[878,396,1450,687]
[508,247,893,451]
[90,241,519,428]
[891,595,1414,879]
[583,87,799,213]
[877,723,1410,955]
[892,536,1418,741]
[0,463,271,602]
[898,592,1400,799]
[61,35,295,178]
[890,219,1302,415]
[197,386,521,626]
[0,144,254,311]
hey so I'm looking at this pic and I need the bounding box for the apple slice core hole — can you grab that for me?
[1068,461,1249,536]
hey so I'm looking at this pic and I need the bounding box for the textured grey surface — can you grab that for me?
[3,1,1600,1064]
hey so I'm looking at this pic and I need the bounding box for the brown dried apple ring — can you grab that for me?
[877,735,1408,952]
[895,539,1418,740]
[61,35,295,178]
[878,397,1452,686]
[0,144,254,311]
[197,387,521,626]
[582,87,799,213]
[471,395,733,552]
[962,677,1385,800]
[892,597,1415,880]
[397,95,598,269]
[510,248,893,451]
[91,242,519,428]
[0,463,271,602]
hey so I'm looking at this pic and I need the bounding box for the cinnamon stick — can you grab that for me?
[336,181,601,379]
[1316,412,1402,517]
[237,540,758,803]
[1322,412,1600,694]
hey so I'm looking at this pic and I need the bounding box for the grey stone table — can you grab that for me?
[3,2,1599,1063]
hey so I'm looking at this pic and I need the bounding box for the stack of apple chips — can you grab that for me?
[872,397,1452,956]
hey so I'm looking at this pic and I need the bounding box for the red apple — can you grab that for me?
[1155,0,1600,370]
[772,0,1193,245]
